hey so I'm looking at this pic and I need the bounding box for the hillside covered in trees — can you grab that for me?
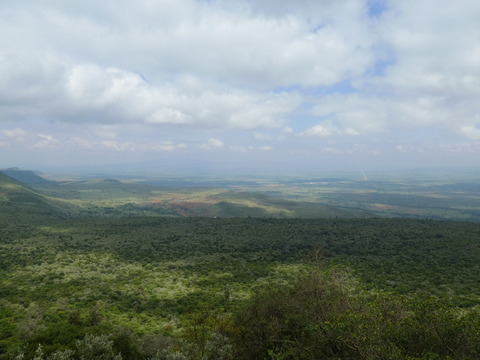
[1,171,480,359]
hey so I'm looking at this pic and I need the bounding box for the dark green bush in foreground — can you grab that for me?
[230,268,480,360]
[150,268,480,360]
[3,217,480,359]
[9,267,480,359]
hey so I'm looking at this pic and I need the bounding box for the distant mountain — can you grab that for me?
[0,172,61,221]
[1,167,56,186]
[0,170,369,219]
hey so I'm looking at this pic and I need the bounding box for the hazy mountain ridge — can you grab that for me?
[1,167,55,185]
[4,167,479,220]
[0,172,63,220]
[0,169,366,219]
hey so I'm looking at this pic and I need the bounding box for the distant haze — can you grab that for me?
[1,0,479,174]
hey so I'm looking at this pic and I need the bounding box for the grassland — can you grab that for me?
[5,167,480,221]
[214,172,480,221]
[1,169,365,219]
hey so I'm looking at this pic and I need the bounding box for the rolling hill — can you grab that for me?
[0,169,367,219]
[0,167,56,186]
[0,172,62,221]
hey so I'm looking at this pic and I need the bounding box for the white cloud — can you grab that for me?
[34,133,58,148]
[200,138,224,150]
[101,140,136,152]
[253,129,294,142]
[149,141,187,152]
[207,138,224,148]
[459,125,480,140]
[0,58,301,129]
[1,0,480,170]
[253,132,273,141]
[146,109,193,125]
[229,145,254,153]
[395,145,421,153]
[291,0,480,145]
[69,133,187,153]
[89,125,117,140]
[0,0,368,129]
[2,128,27,142]
[301,124,338,137]
[300,121,363,138]
[344,127,361,136]
[70,136,96,149]
[365,0,480,134]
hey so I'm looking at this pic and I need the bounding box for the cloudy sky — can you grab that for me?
[1,0,479,175]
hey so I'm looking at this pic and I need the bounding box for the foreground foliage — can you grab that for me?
[12,269,480,360]
[1,217,480,359]
[232,269,480,359]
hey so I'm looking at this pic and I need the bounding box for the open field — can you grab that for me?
[155,170,480,221]
[1,169,367,219]
[5,167,480,221]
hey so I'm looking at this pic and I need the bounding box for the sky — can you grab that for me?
[0,0,479,175]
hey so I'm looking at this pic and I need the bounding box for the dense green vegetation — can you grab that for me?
[1,170,480,359]
[233,270,480,360]
[1,214,480,359]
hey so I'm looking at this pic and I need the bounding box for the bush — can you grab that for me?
[231,268,480,360]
